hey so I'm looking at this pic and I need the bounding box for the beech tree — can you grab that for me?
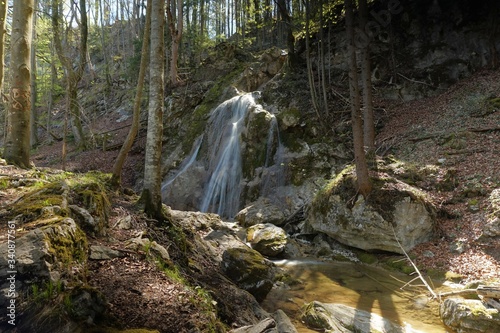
[141,0,166,220]
[111,0,152,188]
[344,0,371,196]
[51,0,89,150]
[4,0,34,169]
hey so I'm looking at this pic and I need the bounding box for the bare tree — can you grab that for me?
[141,0,166,220]
[51,0,89,150]
[4,0,35,168]
[345,0,371,196]
[166,0,183,86]
[111,0,152,188]
[359,0,375,155]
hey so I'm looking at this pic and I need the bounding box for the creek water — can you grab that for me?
[262,259,451,332]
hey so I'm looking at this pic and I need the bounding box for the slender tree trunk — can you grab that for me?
[111,0,152,188]
[276,0,296,68]
[345,0,371,197]
[30,1,39,147]
[52,0,88,150]
[359,0,375,155]
[0,0,8,142]
[304,0,320,117]
[141,0,166,221]
[0,0,7,94]
[167,0,183,86]
[4,0,34,169]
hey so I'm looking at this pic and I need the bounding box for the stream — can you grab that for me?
[262,259,451,332]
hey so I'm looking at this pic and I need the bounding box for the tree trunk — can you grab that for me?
[141,0,166,221]
[276,0,296,69]
[0,0,8,141]
[30,1,39,148]
[167,0,183,86]
[359,0,375,155]
[4,0,34,169]
[345,0,372,197]
[111,0,152,188]
[51,0,88,150]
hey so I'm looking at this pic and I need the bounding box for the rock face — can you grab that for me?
[307,171,435,254]
[440,298,500,333]
[221,246,276,302]
[246,223,288,257]
[0,217,88,307]
[301,301,424,333]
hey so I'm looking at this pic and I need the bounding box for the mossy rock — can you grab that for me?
[7,181,68,221]
[221,247,275,302]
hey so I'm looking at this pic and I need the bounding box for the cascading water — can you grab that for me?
[161,134,204,191]
[259,115,286,200]
[200,94,256,218]
[161,91,286,219]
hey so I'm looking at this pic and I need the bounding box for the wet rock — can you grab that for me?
[221,247,275,302]
[247,224,288,257]
[236,198,286,227]
[440,298,500,333]
[301,301,423,333]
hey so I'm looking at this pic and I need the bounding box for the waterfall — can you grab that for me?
[161,91,287,219]
[161,134,203,192]
[200,94,256,218]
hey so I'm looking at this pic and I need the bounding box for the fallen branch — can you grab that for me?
[438,289,478,298]
[392,227,438,299]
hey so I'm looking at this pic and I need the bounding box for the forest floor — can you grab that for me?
[22,67,500,331]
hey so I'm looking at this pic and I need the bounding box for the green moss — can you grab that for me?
[8,182,67,221]
[311,165,356,215]
[384,257,414,275]
[356,251,378,264]
[45,219,88,270]
[182,65,244,153]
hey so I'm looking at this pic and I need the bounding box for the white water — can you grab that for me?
[260,115,286,200]
[161,92,286,219]
[200,94,256,218]
[161,134,204,191]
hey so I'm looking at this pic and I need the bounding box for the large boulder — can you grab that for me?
[0,217,88,308]
[307,168,435,254]
[307,168,435,253]
[247,223,287,257]
[221,246,275,302]
[440,298,500,333]
[301,301,424,333]
[236,198,286,227]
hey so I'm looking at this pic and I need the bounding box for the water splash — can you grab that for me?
[200,94,257,218]
[260,115,286,201]
[161,134,204,194]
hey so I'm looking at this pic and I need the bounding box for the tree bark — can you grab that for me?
[167,0,183,86]
[111,0,152,188]
[30,0,39,147]
[51,0,88,150]
[359,0,375,155]
[4,0,34,169]
[345,0,372,196]
[141,0,166,221]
